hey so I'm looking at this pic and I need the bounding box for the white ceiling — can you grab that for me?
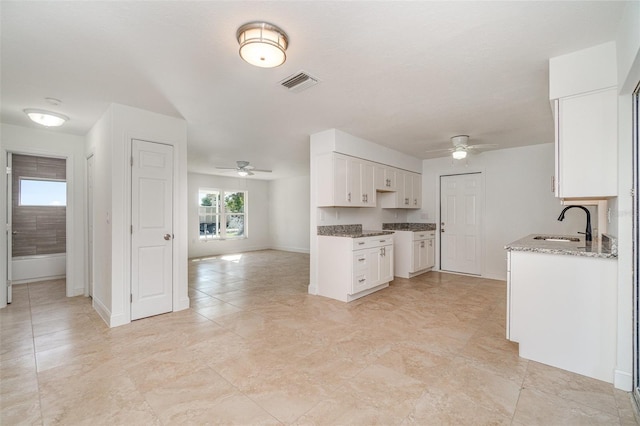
[0,1,628,179]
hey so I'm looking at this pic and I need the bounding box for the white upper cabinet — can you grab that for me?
[317,152,421,208]
[317,153,376,207]
[379,170,422,209]
[554,88,617,198]
[549,42,618,199]
[374,164,398,192]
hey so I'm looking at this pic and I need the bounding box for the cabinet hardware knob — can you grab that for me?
[164,233,172,240]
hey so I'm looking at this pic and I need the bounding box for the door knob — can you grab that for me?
[164,233,172,240]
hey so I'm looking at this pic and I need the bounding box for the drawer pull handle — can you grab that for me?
[358,242,365,245]
[358,278,366,283]
[358,258,365,262]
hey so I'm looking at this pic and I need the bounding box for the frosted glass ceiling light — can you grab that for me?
[452,147,467,160]
[237,22,288,68]
[237,170,249,177]
[24,109,68,127]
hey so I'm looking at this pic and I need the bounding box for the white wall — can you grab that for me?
[188,173,271,258]
[0,123,86,308]
[86,104,188,327]
[412,143,594,281]
[269,175,311,253]
[611,0,640,392]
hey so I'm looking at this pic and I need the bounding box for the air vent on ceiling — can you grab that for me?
[279,71,320,93]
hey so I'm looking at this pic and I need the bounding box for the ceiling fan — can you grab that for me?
[215,160,272,176]
[425,135,498,160]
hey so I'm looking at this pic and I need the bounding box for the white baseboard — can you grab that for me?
[270,245,310,254]
[175,296,190,311]
[92,297,112,327]
[308,284,317,295]
[615,369,633,391]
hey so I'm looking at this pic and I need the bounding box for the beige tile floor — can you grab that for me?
[1,249,638,425]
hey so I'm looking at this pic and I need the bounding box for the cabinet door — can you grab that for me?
[385,167,398,191]
[379,245,393,283]
[333,154,351,206]
[411,240,421,272]
[411,173,422,208]
[425,238,435,269]
[361,160,375,206]
[348,158,362,206]
[556,87,617,197]
[374,163,387,191]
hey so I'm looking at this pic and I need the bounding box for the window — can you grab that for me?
[199,189,246,240]
[19,178,67,206]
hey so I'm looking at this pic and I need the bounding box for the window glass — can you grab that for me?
[20,178,67,206]
[199,189,246,240]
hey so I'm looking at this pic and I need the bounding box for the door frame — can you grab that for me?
[436,170,486,276]
[1,148,75,302]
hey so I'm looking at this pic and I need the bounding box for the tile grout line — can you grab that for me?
[27,282,45,424]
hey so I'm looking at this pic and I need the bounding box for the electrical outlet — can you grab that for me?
[607,208,611,223]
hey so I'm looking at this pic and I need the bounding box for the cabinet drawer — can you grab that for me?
[353,252,369,272]
[412,231,435,241]
[352,236,393,250]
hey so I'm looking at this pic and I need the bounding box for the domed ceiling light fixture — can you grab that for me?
[237,21,288,68]
[23,109,69,127]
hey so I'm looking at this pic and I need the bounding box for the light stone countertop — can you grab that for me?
[505,234,617,259]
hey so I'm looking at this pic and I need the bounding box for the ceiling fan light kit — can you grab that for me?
[452,147,468,160]
[237,22,288,68]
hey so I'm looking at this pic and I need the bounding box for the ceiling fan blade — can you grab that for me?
[215,166,238,170]
[250,168,272,173]
[424,148,454,154]
[467,144,499,150]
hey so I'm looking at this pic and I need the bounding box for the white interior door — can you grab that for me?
[6,153,12,304]
[131,140,173,320]
[440,173,482,275]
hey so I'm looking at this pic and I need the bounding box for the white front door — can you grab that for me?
[440,173,482,275]
[131,140,173,320]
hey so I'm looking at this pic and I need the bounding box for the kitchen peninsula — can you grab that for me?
[317,225,395,302]
[505,234,617,383]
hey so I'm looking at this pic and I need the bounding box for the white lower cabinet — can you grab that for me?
[507,250,617,383]
[318,235,394,302]
[394,230,435,278]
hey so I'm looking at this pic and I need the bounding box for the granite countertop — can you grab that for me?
[505,234,617,259]
[317,224,394,238]
[382,223,436,231]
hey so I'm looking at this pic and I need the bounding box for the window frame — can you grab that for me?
[198,188,247,241]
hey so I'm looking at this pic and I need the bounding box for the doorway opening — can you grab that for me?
[7,153,67,302]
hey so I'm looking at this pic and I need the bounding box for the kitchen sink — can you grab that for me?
[533,235,580,242]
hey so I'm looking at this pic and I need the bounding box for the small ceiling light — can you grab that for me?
[23,109,69,127]
[237,21,288,68]
[237,170,249,177]
[452,147,467,160]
